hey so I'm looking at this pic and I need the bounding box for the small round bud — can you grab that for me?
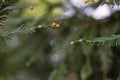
[105,0,110,3]
[78,39,83,43]
[94,0,99,3]
[25,62,31,68]
[51,22,56,28]
[52,22,56,26]
[37,25,42,29]
[0,49,5,54]
[30,6,34,10]
[56,24,60,28]
[70,41,75,45]
[84,0,88,3]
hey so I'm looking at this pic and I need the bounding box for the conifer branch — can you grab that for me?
[0,25,36,38]
[85,35,120,47]
[0,23,60,38]
[0,0,17,26]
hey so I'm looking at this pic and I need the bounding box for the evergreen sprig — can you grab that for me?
[0,0,17,26]
[0,25,36,38]
[85,35,120,47]
[0,23,59,38]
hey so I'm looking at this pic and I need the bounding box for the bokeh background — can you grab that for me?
[0,0,120,80]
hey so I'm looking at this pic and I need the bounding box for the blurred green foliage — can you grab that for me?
[0,0,120,80]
